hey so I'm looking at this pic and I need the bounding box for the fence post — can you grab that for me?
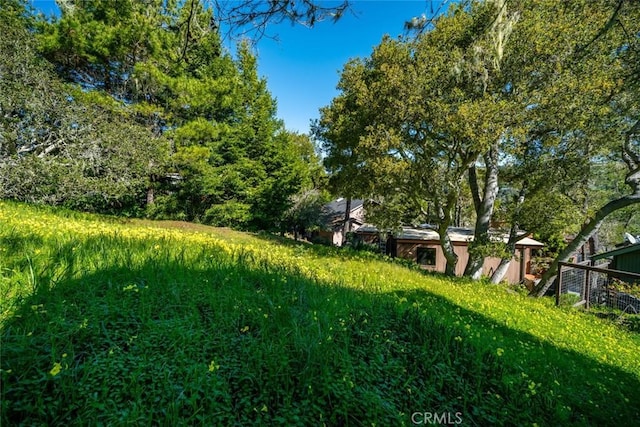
[584,269,591,310]
[556,264,563,306]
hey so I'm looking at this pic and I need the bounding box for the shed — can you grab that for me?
[591,243,640,276]
[356,225,545,284]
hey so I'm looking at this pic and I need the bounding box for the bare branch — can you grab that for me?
[212,0,352,41]
[177,0,198,64]
[404,0,455,34]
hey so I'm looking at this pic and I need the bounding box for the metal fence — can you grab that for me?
[556,262,640,314]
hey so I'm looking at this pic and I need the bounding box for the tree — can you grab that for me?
[407,0,637,284]
[523,0,640,294]
[32,0,322,228]
[455,0,640,286]
[282,189,331,240]
[315,2,513,276]
[0,0,168,212]
[317,0,639,282]
[443,0,633,282]
[249,130,322,231]
[531,120,640,295]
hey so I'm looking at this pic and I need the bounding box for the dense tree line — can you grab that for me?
[314,0,640,284]
[0,0,324,232]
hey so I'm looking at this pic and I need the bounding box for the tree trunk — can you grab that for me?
[435,186,463,276]
[146,169,156,207]
[491,187,527,283]
[146,186,155,206]
[588,235,599,258]
[491,259,511,284]
[439,221,459,276]
[491,220,522,284]
[342,198,352,246]
[465,147,499,280]
[530,118,640,296]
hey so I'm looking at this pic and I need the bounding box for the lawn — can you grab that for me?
[1,201,639,425]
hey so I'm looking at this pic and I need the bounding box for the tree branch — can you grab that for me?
[530,119,640,296]
[574,0,625,57]
[529,192,640,296]
[213,0,351,41]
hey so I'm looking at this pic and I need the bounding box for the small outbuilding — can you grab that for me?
[356,225,545,284]
[591,243,640,277]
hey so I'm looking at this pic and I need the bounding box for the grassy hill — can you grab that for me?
[1,201,639,426]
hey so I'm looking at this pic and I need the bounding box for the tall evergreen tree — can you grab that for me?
[1,0,168,212]
[32,0,318,229]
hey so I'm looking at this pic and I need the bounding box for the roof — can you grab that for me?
[356,224,544,247]
[321,198,365,229]
[591,243,640,261]
[325,198,364,215]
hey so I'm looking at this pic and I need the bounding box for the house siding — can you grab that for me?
[613,253,640,275]
[592,243,640,277]
[394,239,535,284]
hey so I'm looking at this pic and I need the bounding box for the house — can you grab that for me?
[356,224,544,284]
[315,198,365,246]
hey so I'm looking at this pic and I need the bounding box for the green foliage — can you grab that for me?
[2,202,640,425]
[491,0,637,256]
[467,237,512,261]
[282,189,331,238]
[316,0,640,279]
[0,0,169,213]
[517,192,583,254]
[2,0,320,230]
[315,2,519,274]
[138,31,319,230]
[204,201,252,227]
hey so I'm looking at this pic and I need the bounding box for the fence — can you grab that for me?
[556,261,640,314]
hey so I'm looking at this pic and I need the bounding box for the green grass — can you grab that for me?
[1,201,639,426]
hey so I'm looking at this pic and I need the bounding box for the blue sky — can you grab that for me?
[246,1,434,135]
[29,1,434,135]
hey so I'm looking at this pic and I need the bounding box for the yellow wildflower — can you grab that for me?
[50,362,62,377]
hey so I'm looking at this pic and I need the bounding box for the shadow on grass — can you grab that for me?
[2,249,639,426]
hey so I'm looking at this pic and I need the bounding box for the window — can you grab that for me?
[417,247,436,266]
